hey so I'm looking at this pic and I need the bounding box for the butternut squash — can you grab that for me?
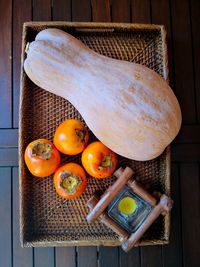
[24,28,182,161]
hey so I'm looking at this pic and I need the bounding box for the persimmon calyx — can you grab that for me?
[31,141,52,160]
[60,171,81,194]
[75,129,86,142]
[99,155,112,170]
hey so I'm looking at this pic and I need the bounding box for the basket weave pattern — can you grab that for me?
[19,23,170,247]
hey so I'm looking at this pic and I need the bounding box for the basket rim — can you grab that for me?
[22,238,169,248]
[23,21,164,30]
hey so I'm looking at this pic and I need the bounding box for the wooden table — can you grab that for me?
[0,0,200,266]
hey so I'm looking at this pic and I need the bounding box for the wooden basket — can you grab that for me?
[19,22,170,247]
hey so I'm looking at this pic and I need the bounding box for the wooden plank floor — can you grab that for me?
[0,0,199,266]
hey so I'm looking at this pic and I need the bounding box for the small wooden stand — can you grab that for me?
[87,167,173,252]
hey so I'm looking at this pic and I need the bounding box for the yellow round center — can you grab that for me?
[118,197,137,216]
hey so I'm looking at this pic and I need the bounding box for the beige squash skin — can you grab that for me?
[24,28,182,161]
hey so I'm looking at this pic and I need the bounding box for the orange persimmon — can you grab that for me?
[54,119,89,155]
[54,163,87,199]
[24,139,60,178]
[81,141,118,179]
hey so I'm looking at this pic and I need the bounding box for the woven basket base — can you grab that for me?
[19,22,170,247]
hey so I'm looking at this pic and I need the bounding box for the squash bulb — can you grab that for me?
[24,28,182,161]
